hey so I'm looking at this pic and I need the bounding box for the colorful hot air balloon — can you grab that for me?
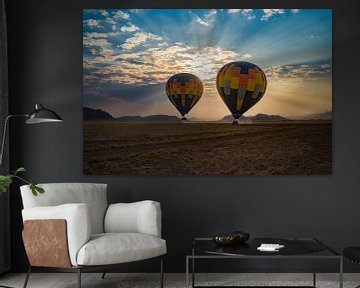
[166,73,203,120]
[216,61,267,124]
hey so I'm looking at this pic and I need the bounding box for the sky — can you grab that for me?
[83,9,332,120]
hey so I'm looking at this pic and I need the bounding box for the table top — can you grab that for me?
[190,237,340,258]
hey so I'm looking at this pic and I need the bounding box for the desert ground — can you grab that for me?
[83,121,332,175]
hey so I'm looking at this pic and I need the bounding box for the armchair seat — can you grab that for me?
[77,233,167,266]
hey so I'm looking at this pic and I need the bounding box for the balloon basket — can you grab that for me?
[181,117,187,121]
[232,120,239,125]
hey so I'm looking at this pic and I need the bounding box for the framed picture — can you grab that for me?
[83,9,332,175]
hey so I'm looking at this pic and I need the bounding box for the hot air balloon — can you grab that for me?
[216,61,267,124]
[166,73,203,120]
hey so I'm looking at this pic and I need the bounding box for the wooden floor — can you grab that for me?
[0,273,359,288]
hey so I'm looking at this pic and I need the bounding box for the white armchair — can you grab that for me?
[20,183,166,288]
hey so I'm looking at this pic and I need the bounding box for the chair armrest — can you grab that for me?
[23,219,72,268]
[22,203,91,266]
[104,200,162,237]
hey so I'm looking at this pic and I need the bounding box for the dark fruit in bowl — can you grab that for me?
[233,230,250,242]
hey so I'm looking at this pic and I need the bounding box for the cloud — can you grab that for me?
[265,63,332,80]
[99,10,109,17]
[129,9,141,14]
[120,23,140,33]
[242,53,252,59]
[121,32,162,50]
[84,32,108,38]
[195,9,217,27]
[83,31,120,47]
[208,9,217,16]
[228,9,298,20]
[84,41,239,92]
[261,9,285,20]
[189,46,238,80]
[242,9,256,20]
[98,48,115,58]
[309,34,320,40]
[228,9,255,20]
[83,37,111,48]
[113,10,130,20]
[196,17,211,27]
[157,42,168,47]
[105,18,117,25]
[96,83,164,103]
[83,19,103,28]
[90,50,236,112]
[83,31,116,58]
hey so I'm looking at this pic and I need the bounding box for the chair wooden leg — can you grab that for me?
[23,266,31,288]
[77,269,81,288]
[101,270,107,279]
[160,257,164,288]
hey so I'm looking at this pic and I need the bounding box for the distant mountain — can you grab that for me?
[83,107,114,120]
[220,114,288,122]
[221,115,250,122]
[289,111,332,120]
[117,115,143,121]
[117,115,181,122]
[251,113,288,121]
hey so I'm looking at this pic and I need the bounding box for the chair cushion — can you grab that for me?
[20,183,108,234]
[76,233,167,266]
[105,201,162,237]
[344,247,360,263]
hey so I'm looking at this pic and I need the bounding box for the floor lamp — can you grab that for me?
[0,103,62,288]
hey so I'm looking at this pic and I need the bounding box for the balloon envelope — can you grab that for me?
[166,73,203,117]
[216,61,267,119]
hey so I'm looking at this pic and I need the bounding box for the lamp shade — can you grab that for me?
[25,104,63,124]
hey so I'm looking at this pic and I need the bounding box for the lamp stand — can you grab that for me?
[0,115,28,169]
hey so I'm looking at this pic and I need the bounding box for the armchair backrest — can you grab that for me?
[20,183,108,234]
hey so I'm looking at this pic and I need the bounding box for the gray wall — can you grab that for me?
[6,0,360,273]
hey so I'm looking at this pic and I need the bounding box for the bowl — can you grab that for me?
[212,231,250,246]
[212,233,238,245]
